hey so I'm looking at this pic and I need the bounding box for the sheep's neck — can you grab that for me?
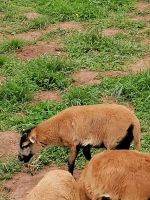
[36,116,61,145]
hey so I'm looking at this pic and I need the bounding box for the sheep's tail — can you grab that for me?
[133,119,141,151]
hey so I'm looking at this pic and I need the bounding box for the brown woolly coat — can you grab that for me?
[78,150,150,200]
[31,104,141,150]
[24,170,80,200]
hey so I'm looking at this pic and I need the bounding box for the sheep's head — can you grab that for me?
[18,127,43,163]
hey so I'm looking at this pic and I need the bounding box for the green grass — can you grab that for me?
[65,30,148,70]
[0,0,150,182]
[0,0,137,34]
[0,76,36,103]
[0,39,26,54]
[0,158,21,180]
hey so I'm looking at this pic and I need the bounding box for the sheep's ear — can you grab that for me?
[29,135,36,143]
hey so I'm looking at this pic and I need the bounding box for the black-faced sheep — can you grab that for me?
[24,170,80,200]
[78,150,150,200]
[18,104,141,174]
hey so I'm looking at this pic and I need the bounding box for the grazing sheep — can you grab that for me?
[78,150,150,200]
[18,104,141,174]
[24,170,80,200]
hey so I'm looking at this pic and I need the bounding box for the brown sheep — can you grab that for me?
[18,104,141,174]
[24,170,80,200]
[78,150,150,200]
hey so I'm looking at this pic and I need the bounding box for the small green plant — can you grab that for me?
[65,31,147,69]
[27,16,50,30]
[0,39,25,54]
[0,76,36,103]
[25,55,73,90]
[31,71,70,90]
[63,86,100,106]
[0,158,21,180]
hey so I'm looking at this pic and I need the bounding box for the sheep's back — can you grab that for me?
[25,170,80,200]
[78,150,150,200]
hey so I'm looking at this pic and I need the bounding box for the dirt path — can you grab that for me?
[11,21,83,42]
[0,132,19,160]
[33,90,62,102]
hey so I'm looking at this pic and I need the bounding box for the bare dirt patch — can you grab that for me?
[142,38,150,45]
[34,90,62,102]
[123,100,134,111]
[129,55,150,72]
[101,96,134,110]
[72,69,129,86]
[16,40,62,59]
[24,12,42,20]
[3,165,81,200]
[72,70,100,86]
[0,12,4,18]
[102,28,122,37]
[132,14,150,21]
[0,33,5,42]
[99,70,128,77]
[56,21,83,30]
[13,30,42,41]
[11,21,83,41]
[0,132,19,160]
[101,96,117,104]
[0,76,6,85]
[136,2,150,12]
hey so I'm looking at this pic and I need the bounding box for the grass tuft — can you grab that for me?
[0,39,26,54]
[65,31,147,69]
[27,16,50,30]
[0,158,21,180]
[63,86,100,106]
[0,76,36,103]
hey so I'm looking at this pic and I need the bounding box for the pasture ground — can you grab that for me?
[0,0,150,199]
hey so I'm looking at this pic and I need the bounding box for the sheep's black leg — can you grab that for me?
[68,145,80,175]
[83,145,91,160]
[115,124,134,150]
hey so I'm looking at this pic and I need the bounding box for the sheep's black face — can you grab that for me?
[18,127,43,163]
[18,128,34,163]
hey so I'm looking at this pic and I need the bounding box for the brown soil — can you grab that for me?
[129,55,150,72]
[72,70,100,86]
[0,76,6,85]
[11,21,83,41]
[24,12,42,20]
[136,2,150,12]
[132,14,150,21]
[13,30,42,41]
[100,70,128,77]
[101,96,117,104]
[123,100,134,111]
[0,12,4,18]
[16,40,62,59]
[102,28,121,37]
[56,21,83,30]
[101,96,134,110]
[3,165,81,200]
[0,131,19,160]
[34,90,62,102]
[142,38,150,45]
[0,33,5,42]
